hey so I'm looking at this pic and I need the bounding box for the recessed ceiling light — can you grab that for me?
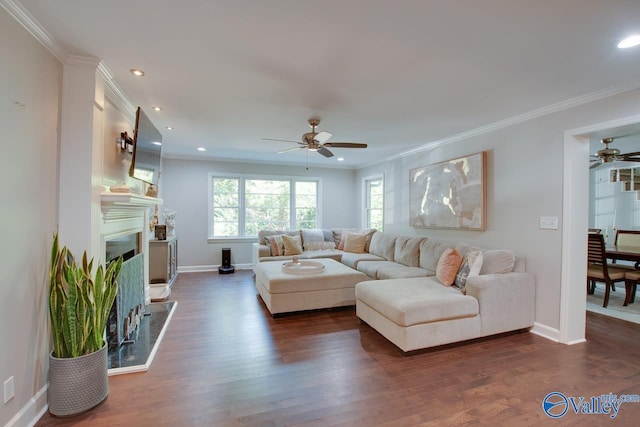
[197,147,206,152]
[165,126,173,130]
[152,141,162,146]
[618,35,640,49]
[130,68,145,77]
[152,106,162,112]
[337,157,345,162]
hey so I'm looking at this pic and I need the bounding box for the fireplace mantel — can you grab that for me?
[101,192,163,221]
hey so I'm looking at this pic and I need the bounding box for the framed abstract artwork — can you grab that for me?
[409,151,487,230]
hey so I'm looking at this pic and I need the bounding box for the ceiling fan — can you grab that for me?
[590,137,640,169]
[262,118,367,158]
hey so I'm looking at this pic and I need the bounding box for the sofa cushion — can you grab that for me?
[299,249,342,262]
[377,266,430,280]
[436,248,463,286]
[265,235,285,256]
[301,229,325,250]
[419,239,454,274]
[355,278,479,327]
[304,241,336,251]
[357,260,399,279]
[340,252,386,269]
[369,232,397,261]
[282,234,303,255]
[343,232,367,253]
[394,236,424,267]
[480,249,516,274]
[453,250,483,293]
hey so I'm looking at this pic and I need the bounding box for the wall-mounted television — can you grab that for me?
[129,107,162,185]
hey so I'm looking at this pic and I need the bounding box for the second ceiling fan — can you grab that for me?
[263,118,367,158]
[590,137,640,169]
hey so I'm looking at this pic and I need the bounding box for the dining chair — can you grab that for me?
[615,229,640,247]
[624,270,640,306]
[587,233,630,307]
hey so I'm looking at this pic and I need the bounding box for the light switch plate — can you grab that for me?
[540,216,559,230]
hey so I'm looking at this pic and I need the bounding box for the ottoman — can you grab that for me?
[254,258,367,315]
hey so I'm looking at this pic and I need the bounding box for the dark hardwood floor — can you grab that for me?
[36,270,640,426]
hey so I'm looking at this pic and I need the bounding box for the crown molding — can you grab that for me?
[1,0,67,61]
[2,1,136,119]
[361,77,640,169]
[98,62,136,118]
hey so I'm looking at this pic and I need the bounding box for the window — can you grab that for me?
[364,175,384,231]
[210,174,319,238]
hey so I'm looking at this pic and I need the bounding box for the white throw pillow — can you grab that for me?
[454,250,483,293]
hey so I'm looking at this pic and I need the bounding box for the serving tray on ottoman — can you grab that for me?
[254,258,367,315]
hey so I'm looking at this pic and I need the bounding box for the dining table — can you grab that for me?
[606,245,640,269]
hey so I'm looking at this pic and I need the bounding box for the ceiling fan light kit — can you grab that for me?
[590,137,640,169]
[263,118,367,158]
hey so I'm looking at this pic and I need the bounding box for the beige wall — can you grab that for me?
[0,7,61,426]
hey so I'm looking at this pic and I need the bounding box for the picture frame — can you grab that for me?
[154,224,167,240]
[409,151,487,230]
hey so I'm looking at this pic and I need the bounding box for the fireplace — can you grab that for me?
[106,234,145,350]
[101,192,159,360]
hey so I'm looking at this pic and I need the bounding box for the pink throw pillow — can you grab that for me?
[436,248,463,286]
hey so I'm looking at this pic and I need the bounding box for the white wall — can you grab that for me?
[0,7,61,426]
[160,158,358,269]
[357,88,640,334]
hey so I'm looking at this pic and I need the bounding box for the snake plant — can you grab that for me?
[49,233,122,358]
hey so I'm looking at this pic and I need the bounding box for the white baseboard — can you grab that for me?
[5,384,48,427]
[530,322,561,342]
[178,263,253,273]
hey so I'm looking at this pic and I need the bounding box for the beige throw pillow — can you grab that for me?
[343,233,367,253]
[282,234,303,255]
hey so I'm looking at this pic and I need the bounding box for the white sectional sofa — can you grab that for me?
[252,228,535,352]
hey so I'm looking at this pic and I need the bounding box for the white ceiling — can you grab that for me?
[13,0,640,168]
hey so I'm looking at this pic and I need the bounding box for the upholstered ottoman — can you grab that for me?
[355,277,481,352]
[254,258,368,315]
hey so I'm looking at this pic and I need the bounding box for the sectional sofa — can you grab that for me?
[252,228,535,352]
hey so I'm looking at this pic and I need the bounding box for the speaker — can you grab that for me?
[221,248,231,268]
[219,248,234,274]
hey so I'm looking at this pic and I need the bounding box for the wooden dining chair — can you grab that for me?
[587,233,630,307]
[615,229,640,247]
[624,270,640,306]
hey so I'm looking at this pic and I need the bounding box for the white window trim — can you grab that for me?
[208,172,322,240]
[362,173,384,230]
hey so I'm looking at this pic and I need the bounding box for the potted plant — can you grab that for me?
[47,233,122,417]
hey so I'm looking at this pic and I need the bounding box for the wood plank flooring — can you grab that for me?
[36,270,640,426]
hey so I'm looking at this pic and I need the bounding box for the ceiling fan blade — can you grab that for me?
[323,142,367,148]
[277,146,305,154]
[314,131,332,144]
[590,161,602,169]
[317,147,334,157]
[262,138,304,144]
[621,151,640,158]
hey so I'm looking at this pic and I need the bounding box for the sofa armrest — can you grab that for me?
[465,272,535,336]
[252,243,271,270]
